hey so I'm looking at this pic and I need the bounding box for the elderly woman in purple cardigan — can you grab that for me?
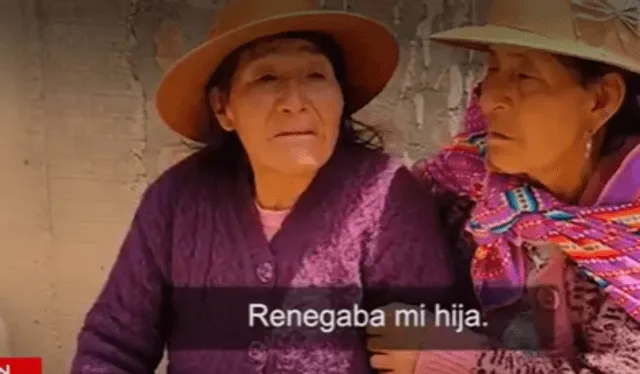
[70,0,460,373]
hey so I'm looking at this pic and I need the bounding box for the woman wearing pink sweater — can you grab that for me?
[368,0,640,373]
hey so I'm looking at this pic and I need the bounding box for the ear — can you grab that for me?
[586,72,626,134]
[208,87,235,132]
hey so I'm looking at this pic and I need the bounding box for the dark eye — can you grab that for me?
[518,73,535,80]
[257,74,277,82]
[308,72,326,79]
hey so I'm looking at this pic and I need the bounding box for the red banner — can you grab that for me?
[0,358,42,374]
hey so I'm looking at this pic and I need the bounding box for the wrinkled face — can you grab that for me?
[212,37,344,176]
[478,45,598,177]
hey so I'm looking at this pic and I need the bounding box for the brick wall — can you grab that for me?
[0,0,487,372]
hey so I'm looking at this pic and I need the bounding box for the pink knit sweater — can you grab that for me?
[255,203,290,242]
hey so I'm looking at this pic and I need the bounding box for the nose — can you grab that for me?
[276,78,306,114]
[478,75,513,115]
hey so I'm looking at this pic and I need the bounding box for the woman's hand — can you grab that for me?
[368,350,420,373]
[366,302,491,372]
[366,303,424,373]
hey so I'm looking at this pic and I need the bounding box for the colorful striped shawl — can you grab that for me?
[418,89,640,321]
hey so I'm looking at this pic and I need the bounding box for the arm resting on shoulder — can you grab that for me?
[362,165,458,307]
[70,180,173,374]
[412,159,480,309]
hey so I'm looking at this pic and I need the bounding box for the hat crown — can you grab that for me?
[487,0,640,61]
[209,0,321,38]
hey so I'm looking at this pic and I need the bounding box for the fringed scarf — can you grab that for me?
[418,89,640,321]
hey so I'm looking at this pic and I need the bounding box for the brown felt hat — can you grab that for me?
[430,0,640,75]
[154,0,399,142]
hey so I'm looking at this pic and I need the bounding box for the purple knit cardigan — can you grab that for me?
[70,145,458,374]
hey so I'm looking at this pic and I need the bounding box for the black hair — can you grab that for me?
[556,55,640,156]
[194,31,383,169]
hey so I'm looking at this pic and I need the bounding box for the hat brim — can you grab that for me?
[154,11,399,142]
[430,25,640,76]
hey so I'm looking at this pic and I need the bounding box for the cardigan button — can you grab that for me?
[256,262,274,283]
[535,286,560,311]
[247,340,268,364]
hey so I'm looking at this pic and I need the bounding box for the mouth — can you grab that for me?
[274,130,316,138]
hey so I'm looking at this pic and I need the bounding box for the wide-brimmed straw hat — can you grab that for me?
[154,0,399,142]
[430,0,640,76]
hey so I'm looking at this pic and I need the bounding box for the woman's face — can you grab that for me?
[212,37,344,176]
[478,45,619,179]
